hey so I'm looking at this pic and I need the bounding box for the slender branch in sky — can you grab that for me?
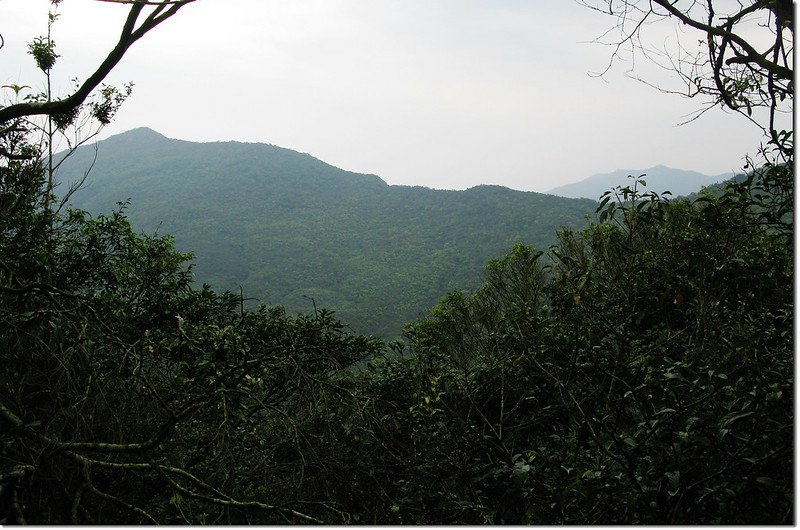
[0,0,196,124]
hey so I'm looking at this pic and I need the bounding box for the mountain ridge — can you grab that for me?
[55,128,740,338]
[52,128,590,337]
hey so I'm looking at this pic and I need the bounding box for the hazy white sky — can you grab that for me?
[1,0,768,191]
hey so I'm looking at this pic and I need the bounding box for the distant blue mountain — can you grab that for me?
[547,165,734,200]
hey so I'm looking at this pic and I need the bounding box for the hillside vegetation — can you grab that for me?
[58,127,596,338]
[1,0,792,524]
[3,133,792,522]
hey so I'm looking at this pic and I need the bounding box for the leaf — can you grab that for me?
[665,471,680,496]
[756,477,776,488]
[513,462,531,476]
[2,83,32,95]
[720,411,753,427]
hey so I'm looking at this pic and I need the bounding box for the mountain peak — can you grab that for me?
[547,165,732,200]
[96,127,187,151]
[102,127,171,149]
[110,127,166,140]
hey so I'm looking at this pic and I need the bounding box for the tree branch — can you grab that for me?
[149,460,326,524]
[0,0,195,124]
[652,0,792,80]
[81,465,158,524]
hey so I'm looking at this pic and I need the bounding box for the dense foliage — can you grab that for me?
[56,127,597,338]
[0,133,385,522]
[2,130,791,522]
[0,0,792,524]
[343,169,792,523]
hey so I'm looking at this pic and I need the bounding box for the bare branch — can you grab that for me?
[651,0,792,80]
[81,466,158,524]
[95,0,194,4]
[149,459,326,524]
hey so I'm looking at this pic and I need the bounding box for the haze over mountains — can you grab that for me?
[547,165,733,200]
[56,128,728,337]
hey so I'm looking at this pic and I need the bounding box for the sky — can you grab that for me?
[0,0,771,192]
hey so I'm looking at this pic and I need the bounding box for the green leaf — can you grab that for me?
[665,471,680,496]
[720,411,753,427]
[756,477,776,487]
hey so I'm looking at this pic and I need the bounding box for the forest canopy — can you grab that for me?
[0,0,793,524]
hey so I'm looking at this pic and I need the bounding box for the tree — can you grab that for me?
[0,199,380,522]
[375,181,792,523]
[0,0,358,523]
[582,0,792,161]
[581,0,793,255]
[0,0,196,125]
[343,3,794,522]
[1,0,196,207]
[1,2,398,522]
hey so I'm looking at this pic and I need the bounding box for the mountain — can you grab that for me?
[56,127,597,338]
[547,165,734,200]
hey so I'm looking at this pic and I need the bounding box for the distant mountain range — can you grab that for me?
[56,128,596,338]
[547,165,734,200]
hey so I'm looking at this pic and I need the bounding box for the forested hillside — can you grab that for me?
[57,127,596,338]
[1,0,792,525]
[4,134,792,523]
